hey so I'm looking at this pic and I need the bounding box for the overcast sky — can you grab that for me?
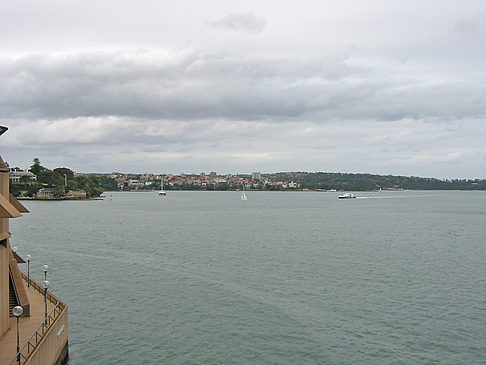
[1,0,486,178]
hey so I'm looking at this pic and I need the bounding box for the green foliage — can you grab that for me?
[87,175,118,191]
[71,176,103,198]
[9,180,42,198]
[29,157,46,176]
[9,183,23,197]
[38,170,64,188]
[53,168,74,179]
[10,160,115,198]
[274,172,486,191]
[219,182,229,191]
[53,187,66,198]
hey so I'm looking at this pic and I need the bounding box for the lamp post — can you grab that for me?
[43,265,48,281]
[26,255,31,287]
[43,280,49,322]
[12,305,23,363]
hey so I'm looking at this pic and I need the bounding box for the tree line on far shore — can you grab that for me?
[282,172,486,191]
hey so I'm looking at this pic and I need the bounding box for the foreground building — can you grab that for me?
[0,126,68,365]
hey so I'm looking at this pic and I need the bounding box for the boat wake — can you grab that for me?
[356,194,439,199]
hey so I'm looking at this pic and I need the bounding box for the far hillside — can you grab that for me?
[268,172,486,191]
[9,159,486,195]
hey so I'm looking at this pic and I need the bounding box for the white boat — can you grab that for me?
[338,193,356,199]
[241,184,248,200]
[159,176,166,196]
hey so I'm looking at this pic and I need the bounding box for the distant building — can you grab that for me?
[128,179,144,188]
[252,172,261,181]
[65,190,87,199]
[140,173,153,181]
[35,188,57,199]
[8,169,36,182]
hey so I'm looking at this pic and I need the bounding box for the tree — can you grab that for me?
[53,168,74,179]
[38,170,63,187]
[29,158,47,177]
[87,175,118,191]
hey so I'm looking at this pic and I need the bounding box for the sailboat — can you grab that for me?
[241,184,248,200]
[159,176,166,196]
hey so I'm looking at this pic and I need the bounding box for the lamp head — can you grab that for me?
[43,264,48,273]
[43,280,49,289]
[26,254,31,261]
[12,305,23,317]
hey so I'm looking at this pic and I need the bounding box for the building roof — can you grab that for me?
[13,250,26,263]
[0,193,21,218]
[0,156,8,172]
[9,193,29,213]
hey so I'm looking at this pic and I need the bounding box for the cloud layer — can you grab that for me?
[1,1,486,178]
[209,13,266,33]
[3,49,485,122]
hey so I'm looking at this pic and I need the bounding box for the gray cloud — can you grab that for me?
[2,1,486,178]
[209,13,266,34]
[2,50,485,124]
[4,116,485,179]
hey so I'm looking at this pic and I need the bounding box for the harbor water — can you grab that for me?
[11,191,486,364]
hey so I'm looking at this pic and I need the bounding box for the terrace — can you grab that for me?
[0,272,68,365]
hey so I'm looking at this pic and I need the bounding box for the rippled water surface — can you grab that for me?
[11,191,486,364]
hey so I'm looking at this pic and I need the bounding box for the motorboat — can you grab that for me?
[338,193,356,199]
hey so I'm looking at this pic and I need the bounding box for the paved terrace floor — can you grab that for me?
[0,276,55,365]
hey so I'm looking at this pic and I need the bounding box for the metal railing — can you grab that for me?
[20,272,65,309]
[8,273,67,365]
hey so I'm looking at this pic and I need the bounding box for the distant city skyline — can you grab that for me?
[2,1,486,179]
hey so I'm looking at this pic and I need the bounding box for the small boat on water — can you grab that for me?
[338,193,356,199]
[241,184,248,200]
[159,175,166,196]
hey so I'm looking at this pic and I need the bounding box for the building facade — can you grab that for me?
[0,126,69,365]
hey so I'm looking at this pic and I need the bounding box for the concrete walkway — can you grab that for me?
[0,277,54,364]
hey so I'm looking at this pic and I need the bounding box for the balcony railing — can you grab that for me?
[8,273,67,365]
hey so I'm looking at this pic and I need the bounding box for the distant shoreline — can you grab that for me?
[16,188,486,200]
[17,197,104,201]
[89,189,484,193]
